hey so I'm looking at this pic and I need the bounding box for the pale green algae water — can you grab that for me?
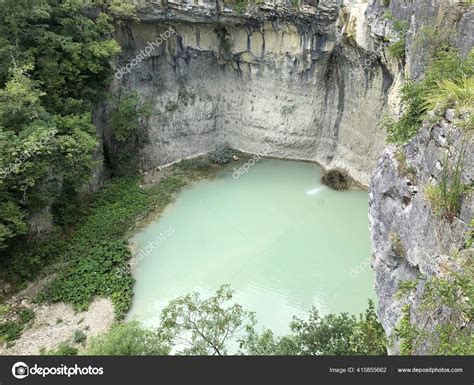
[127,159,375,335]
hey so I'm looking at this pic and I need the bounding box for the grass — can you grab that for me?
[394,148,417,180]
[425,150,468,222]
[388,40,406,60]
[383,49,474,143]
[423,78,474,113]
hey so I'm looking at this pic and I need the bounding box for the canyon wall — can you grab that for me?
[367,0,473,354]
[109,0,398,185]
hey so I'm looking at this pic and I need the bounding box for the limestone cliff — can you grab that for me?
[366,0,473,355]
[369,113,473,354]
[107,0,401,185]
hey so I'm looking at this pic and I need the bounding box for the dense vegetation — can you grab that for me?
[0,0,123,255]
[81,286,387,356]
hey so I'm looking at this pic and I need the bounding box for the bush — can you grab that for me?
[425,150,468,222]
[208,146,236,165]
[388,40,406,60]
[0,306,35,343]
[0,321,24,343]
[42,342,79,356]
[394,251,473,355]
[244,300,386,355]
[85,321,170,355]
[73,330,87,345]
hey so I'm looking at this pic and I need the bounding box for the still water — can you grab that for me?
[127,159,374,335]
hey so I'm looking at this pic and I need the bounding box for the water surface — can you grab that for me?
[127,159,374,335]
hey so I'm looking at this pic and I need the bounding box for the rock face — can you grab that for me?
[369,116,473,354]
[108,0,400,185]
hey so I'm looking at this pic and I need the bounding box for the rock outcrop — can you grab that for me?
[369,113,473,353]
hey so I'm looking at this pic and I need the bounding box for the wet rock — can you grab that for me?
[321,169,352,191]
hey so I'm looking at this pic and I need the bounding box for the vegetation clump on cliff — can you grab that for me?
[383,49,474,143]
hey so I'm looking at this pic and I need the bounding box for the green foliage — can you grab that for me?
[0,0,119,252]
[37,240,134,318]
[160,285,256,355]
[413,26,456,63]
[290,0,299,8]
[109,92,151,175]
[0,306,35,343]
[423,78,474,113]
[73,329,87,345]
[420,255,473,354]
[18,308,35,323]
[106,0,138,21]
[0,320,24,343]
[82,293,385,356]
[394,250,473,355]
[110,93,150,142]
[425,149,468,222]
[244,299,386,355]
[85,321,170,355]
[383,49,474,143]
[209,146,237,165]
[33,174,186,318]
[388,40,406,60]
[392,304,421,355]
[383,12,408,60]
[394,148,417,180]
[44,342,79,356]
[175,157,212,173]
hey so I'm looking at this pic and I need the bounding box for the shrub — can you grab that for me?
[73,330,87,345]
[42,342,79,356]
[425,150,467,222]
[388,40,406,60]
[208,146,236,165]
[0,321,24,343]
[394,251,473,355]
[0,306,35,343]
[175,157,212,172]
[18,308,35,324]
[85,321,170,355]
[243,299,386,355]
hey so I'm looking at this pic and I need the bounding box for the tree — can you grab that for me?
[159,285,256,355]
[0,0,119,257]
[85,321,170,355]
[242,300,387,355]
